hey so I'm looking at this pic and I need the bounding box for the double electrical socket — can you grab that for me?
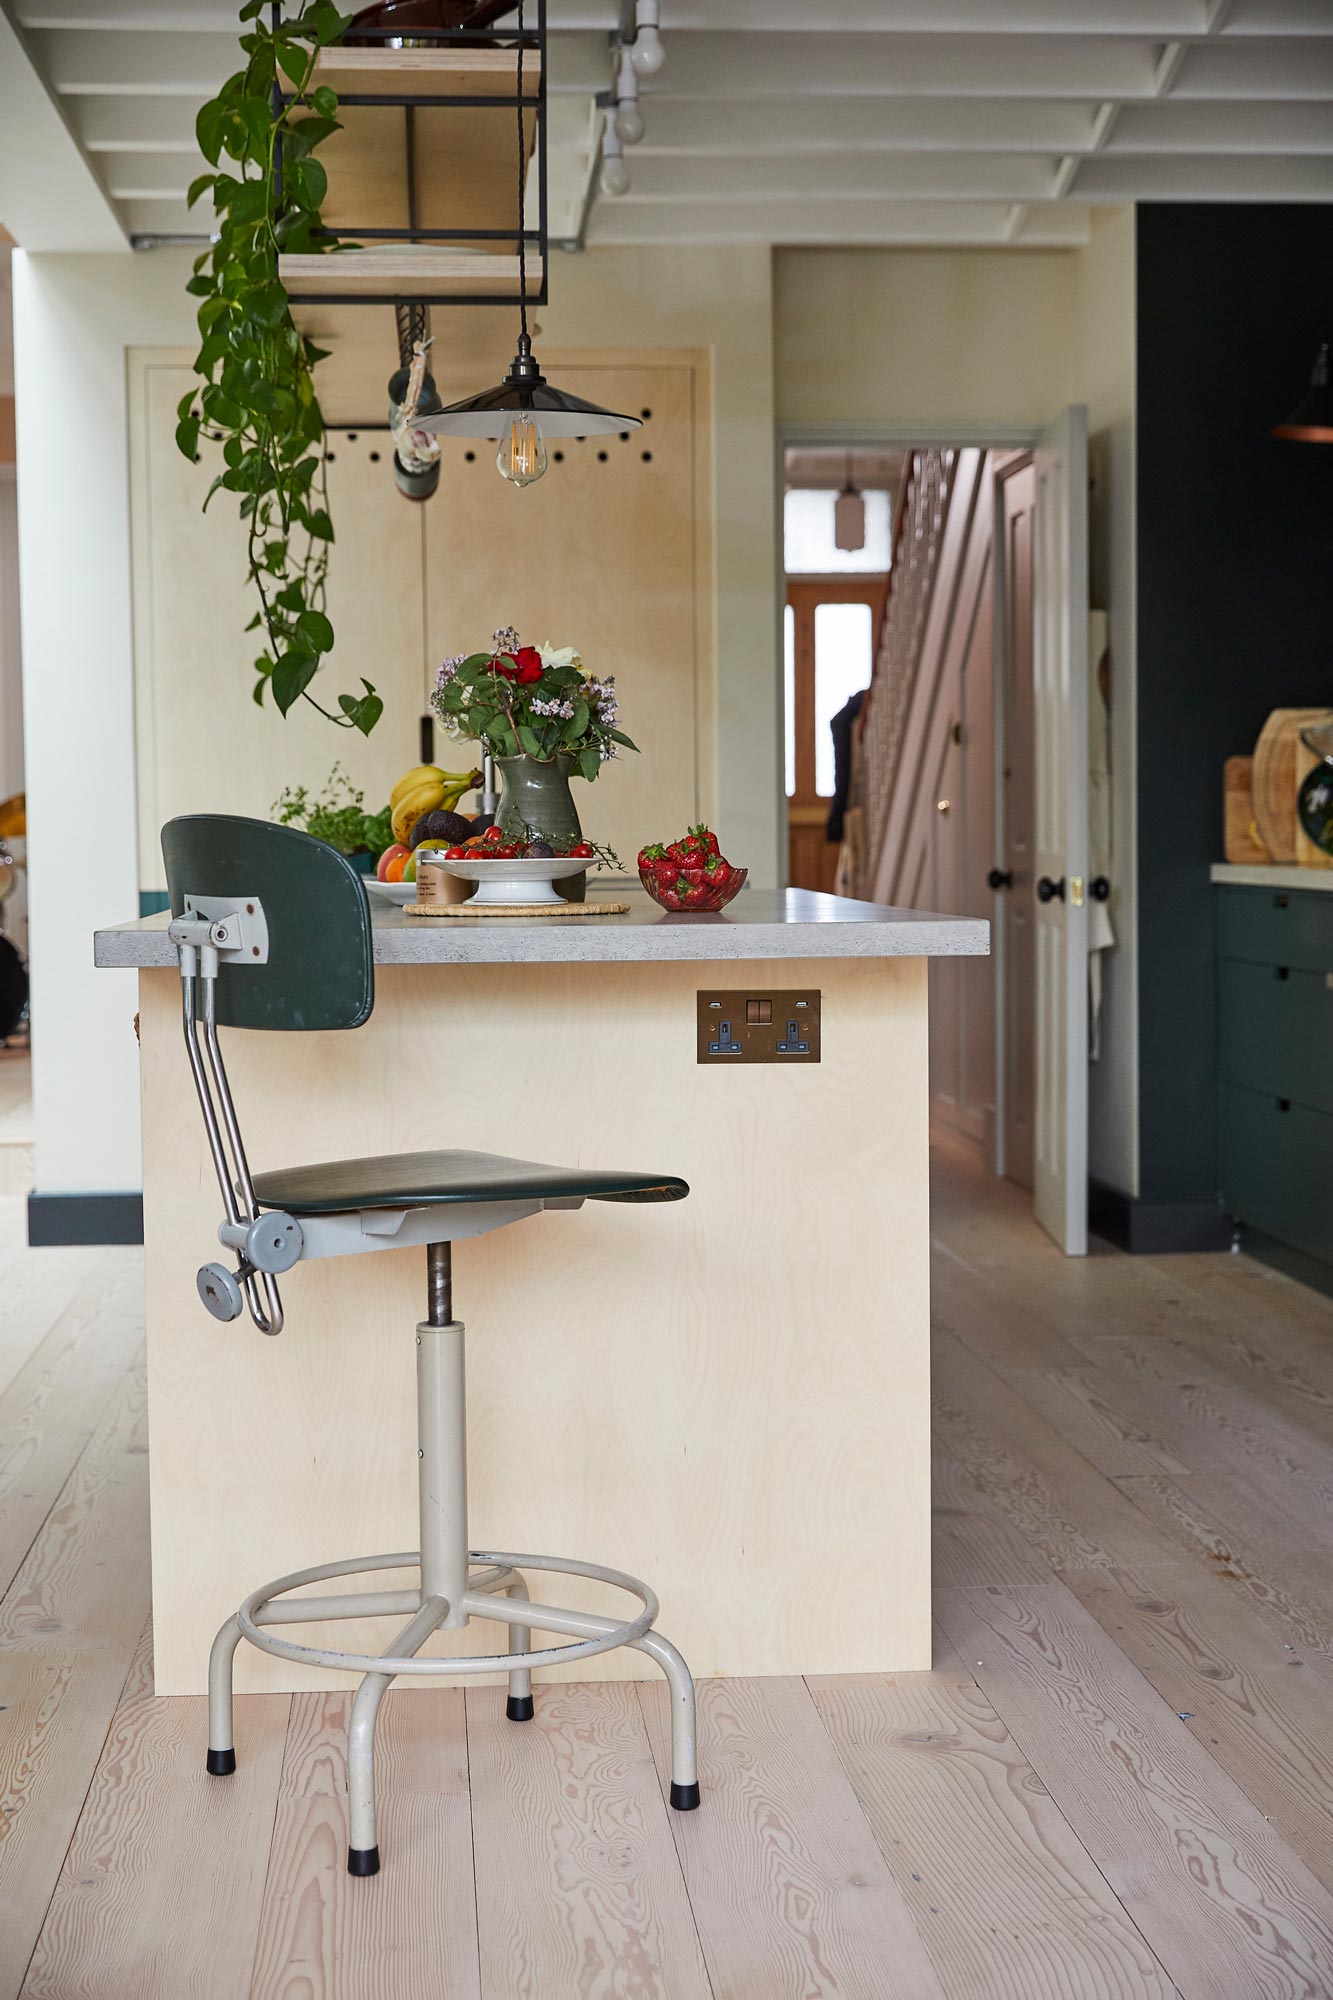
[696,990,821,1064]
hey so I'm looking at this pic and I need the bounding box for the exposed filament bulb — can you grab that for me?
[497,413,547,487]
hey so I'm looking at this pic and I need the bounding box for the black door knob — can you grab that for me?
[1036,875,1065,903]
[987,867,1013,891]
[1089,876,1110,902]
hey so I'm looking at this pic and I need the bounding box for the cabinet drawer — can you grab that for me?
[1221,1083,1333,1262]
[1218,959,1333,1112]
[1217,885,1333,974]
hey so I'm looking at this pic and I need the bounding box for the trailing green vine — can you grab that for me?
[177,0,382,735]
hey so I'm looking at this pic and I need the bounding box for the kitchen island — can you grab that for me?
[97,887,987,1695]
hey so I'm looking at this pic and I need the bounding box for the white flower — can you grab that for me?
[539,643,582,671]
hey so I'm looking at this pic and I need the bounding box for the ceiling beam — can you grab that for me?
[587,196,1092,246]
[1074,152,1333,196]
[608,97,1104,155]
[602,152,1065,202]
[0,9,124,248]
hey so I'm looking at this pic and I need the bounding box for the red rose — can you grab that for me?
[507,646,543,686]
[491,654,517,680]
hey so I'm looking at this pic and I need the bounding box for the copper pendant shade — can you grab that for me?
[1272,341,1333,444]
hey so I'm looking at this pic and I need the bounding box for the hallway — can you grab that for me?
[6,1143,1333,1994]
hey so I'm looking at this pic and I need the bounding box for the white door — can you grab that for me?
[1032,406,1089,1255]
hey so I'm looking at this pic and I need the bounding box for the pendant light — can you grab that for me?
[416,0,641,486]
[833,453,866,552]
[1272,340,1333,443]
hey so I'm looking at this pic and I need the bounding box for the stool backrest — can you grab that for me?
[162,813,374,1032]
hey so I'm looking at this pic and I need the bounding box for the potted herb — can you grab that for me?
[273,764,392,871]
[430,627,637,846]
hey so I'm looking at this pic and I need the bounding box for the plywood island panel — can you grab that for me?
[136,952,931,1696]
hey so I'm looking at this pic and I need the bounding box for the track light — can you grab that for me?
[614,43,645,145]
[631,0,664,76]
[600,111,630,197]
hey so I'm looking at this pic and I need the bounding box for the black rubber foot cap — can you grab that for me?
[670,1780,701,1812]
[206,1748,236,1777]
[347,1846,380,1878]
[506,1694,535,1722]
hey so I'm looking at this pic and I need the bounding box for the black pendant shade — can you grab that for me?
[416,334,641,440]
[1272,341,1333,444]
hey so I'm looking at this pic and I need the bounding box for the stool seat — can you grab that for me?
[252,1147,689,1217]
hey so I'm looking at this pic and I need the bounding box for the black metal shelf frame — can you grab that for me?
[271,0,548,310]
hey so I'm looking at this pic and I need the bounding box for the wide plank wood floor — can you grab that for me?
[7,1137,1333,1996]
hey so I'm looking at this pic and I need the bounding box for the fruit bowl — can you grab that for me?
[434,855,588,907]
[639,866,747,914]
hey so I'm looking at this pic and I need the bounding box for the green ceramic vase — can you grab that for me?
[496,753,583,845]
[496,754,586,898]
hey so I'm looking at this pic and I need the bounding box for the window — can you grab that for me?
[813,602,873,797]
[783,488,892,575]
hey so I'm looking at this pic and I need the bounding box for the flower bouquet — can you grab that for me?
[430,627,636,782]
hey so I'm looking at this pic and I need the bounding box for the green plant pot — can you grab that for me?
[497,754,585,899]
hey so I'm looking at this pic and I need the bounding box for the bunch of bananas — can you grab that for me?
[389,764,482,847]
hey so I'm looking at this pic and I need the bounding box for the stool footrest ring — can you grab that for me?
[234,1548,659,1678]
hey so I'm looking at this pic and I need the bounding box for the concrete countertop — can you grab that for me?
[95,886,989,968]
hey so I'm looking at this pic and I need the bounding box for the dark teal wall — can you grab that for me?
[1136,204,1333,1208]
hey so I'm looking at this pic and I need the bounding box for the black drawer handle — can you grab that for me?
[1275,965,1290,981]
[1275,894,1289,909]
[1277,1098,1292,1113]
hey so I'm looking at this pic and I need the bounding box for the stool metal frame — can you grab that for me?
[166,834,699,1878]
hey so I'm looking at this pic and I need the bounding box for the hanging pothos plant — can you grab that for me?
[177,0,382,735]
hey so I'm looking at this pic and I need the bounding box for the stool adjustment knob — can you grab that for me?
[198,1262,244,1322]
[244,1210,303,1275]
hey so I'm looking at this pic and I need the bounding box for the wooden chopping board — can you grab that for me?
[1252,709,1328,864]
[1223,756,1269,865]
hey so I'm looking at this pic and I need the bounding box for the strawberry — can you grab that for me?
[638,842,667,869]
[690,823,721,857]
[654,858,681,888]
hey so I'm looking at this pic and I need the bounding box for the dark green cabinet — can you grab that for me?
[1217,883,1333,1271]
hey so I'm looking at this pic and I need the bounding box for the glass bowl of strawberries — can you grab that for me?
[638,827,746,913]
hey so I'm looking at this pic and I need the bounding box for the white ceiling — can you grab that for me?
[3,0,1332,250]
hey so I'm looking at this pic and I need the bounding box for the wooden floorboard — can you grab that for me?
[10,1152,1333,1996]
[640,1673,945,1999]
[809,1660,1176,1999]
[21,1622,288,2000]
[0,1364,152,1998]
[468,1679,711,2000]
[937,1581,1333,1999]
[251,1688,477,2000]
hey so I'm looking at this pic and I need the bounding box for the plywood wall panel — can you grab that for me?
[137,953,931,1696]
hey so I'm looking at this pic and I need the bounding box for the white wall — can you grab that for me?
[775,246,1079,433]
[14,247,197,1195]
[1075,207,1138,1198]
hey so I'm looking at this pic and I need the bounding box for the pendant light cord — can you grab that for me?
[516,0,528,343]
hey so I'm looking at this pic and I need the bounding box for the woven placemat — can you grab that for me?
[406,900,631,919]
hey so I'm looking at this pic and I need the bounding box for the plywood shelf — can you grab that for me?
[280,248,542,302]
[310,44,541,102]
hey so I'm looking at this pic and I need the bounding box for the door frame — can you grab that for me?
[989,449,1035,1182]
[775,425,1042,898]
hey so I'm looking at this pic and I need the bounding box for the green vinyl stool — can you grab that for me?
[162,813,700,1878]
